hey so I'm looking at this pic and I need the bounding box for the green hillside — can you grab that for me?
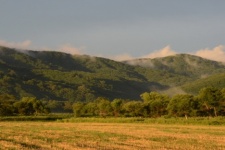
[124,54,225,79]
[124,54,225,94]
[182,73,225,94]
[1,46,225,102]
[0,46,167,101]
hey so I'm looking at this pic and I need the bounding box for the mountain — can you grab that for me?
[181,73,225,94]
[124,54,225,79]
[124,54,225,95]
[1,46,225,101]
[0,46,167,101]
[126,54,225,83]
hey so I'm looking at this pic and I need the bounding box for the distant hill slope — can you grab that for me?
[124,54,225,79]
[0,46,167,101]
[124,54,225,95]
[181,73,225,94]
[1,46,225,100]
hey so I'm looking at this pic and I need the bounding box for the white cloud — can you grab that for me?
[59,44,84,55]
[0,40,85,55]
[108,45,177,61]
[142,45,177,58]
[111,53,134,61]
[0,39,32,49]
[195,45,225,62]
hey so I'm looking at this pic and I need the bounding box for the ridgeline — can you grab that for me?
[1,46,225,102]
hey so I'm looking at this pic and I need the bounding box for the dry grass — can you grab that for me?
[0,122,225,150]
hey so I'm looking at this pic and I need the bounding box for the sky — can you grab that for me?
[0,0,225,61]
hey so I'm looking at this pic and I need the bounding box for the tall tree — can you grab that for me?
[140,92,169,117]
[122,101,143,117]
[14,97,49,115]
[95,97,112,117]
[197,87,222,117]
[73,102,84,117]
[167,94,198,119]
[0,94,16,116]
[111,98,123,117]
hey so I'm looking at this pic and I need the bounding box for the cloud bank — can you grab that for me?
[139,45,225,62]
[59,44,84,55]
[0,39,84,55]
[111,45,177,61]
[142,45,177,58]
[195,45,225,62]
[106,45,225,62]
[111,53,134,61]
[0,39,32,49]
[1,39,225,62]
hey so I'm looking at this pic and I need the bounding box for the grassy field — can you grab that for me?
[0,120,225,150]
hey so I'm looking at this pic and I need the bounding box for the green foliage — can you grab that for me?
[0,100,14,116]
[122,101,143,117]
[81,102,98,116]
[167,94,199,118]
[182,73,225,94]
[126,54,225,79]
[1,46,225,116]
[0,114,73,121]
[0,47,167,100]
[111,98,123,117]
[140,92,169,117]
[95,97,112,117]
[0,94,16,116]
[59,116,225,126]
[197,87,223,117]
[73,102,85,117]
[45,100,64,112]
[1,47,225,102]
[14,97,49,115]
[70,88,225,118]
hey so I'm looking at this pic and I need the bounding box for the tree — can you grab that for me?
[140,92,169,117]
[46,100,63,112]
[63,101,73,112]
[0,94,16,117]
[167,94,198,119]
[73,102,84,117]
[197,87,222,117]
[122,101,143,117]
[219,88,225,115]
[111,98,123,117]
[74,85,95,102]
[14,97,49,115]
[82,102,97,116]
[95,97,112,117]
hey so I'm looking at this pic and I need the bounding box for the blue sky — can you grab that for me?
[0,0,225,61]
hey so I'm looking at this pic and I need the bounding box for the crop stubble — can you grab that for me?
[0,122,225,150]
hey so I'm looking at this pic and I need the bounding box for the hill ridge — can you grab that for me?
[1,46,225,101]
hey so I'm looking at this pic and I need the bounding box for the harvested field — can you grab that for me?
[0,122,225,149]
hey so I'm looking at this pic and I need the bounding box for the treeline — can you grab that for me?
[1,87,225,118]
[0,96,49,116]
[72,87,225,118]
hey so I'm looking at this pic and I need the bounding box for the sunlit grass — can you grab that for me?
[59,116,225,125]
[0,121,225,150]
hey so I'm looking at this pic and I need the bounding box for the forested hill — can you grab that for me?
[124,54,225,79]
[1,46,225,102]
[0,46,166,101]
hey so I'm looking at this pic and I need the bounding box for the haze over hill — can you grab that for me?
[1,46,225,101]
